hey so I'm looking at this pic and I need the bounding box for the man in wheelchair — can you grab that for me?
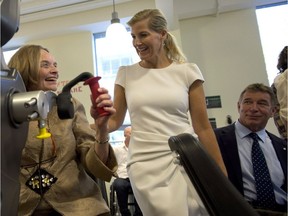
[111,126,142,216]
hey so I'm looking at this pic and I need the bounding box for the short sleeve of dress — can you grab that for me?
[115,66,127,88]
[185,63,205,87]
[180,63,204,88]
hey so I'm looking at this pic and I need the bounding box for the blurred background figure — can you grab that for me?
[112,126,142,216]
[271,46,287,141]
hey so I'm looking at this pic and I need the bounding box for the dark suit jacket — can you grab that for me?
[214,123,287,197]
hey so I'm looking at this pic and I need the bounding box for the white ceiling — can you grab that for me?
[2,0,282,49]
[19,0,283,23]
[19,0,131,23]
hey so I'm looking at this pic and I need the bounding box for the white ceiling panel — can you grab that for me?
[19,0,131,23]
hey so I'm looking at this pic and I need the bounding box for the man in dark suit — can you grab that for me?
[214,83,287,214]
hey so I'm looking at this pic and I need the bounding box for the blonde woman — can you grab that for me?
[107,9,227,216]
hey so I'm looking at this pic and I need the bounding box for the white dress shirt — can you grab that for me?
[113,144,129,179]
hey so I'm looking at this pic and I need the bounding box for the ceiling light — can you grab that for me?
[106,0,127,40]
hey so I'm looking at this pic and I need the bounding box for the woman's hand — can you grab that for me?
[90,88,116,121]
[90,88,115,163]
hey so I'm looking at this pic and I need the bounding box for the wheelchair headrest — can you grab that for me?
[1,0,20,47]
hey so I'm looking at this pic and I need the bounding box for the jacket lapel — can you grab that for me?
[217,124,245,195]
[267,131,287,192]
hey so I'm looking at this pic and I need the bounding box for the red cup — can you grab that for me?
[84,76,110,117]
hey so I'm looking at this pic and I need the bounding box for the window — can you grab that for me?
[93,31,140,144]
[256,3,288,85]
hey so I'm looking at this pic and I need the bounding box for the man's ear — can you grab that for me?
[270,106,276,117]
[237,102,241,113]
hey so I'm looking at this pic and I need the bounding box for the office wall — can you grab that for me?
[179,8,278,134]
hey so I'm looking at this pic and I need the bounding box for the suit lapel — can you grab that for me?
[267,131,287,192]
[219,124,245,195]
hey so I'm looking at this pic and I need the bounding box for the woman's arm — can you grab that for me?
[90,87,116,163]
[189,80,227,176]
[274,70,288,129]
[90,85,128,162]
[108,84,128,132]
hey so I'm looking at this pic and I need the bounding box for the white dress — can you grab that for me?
[115,62,208,216]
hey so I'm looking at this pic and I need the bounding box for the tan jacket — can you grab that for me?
[18,98,117,216]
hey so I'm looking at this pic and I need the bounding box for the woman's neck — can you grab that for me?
[139,57,172,69]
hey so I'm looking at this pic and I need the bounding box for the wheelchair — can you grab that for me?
[109,180,137,216]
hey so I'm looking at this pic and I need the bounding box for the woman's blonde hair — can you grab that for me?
[8,44,49,91]
[127,9,187,64]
